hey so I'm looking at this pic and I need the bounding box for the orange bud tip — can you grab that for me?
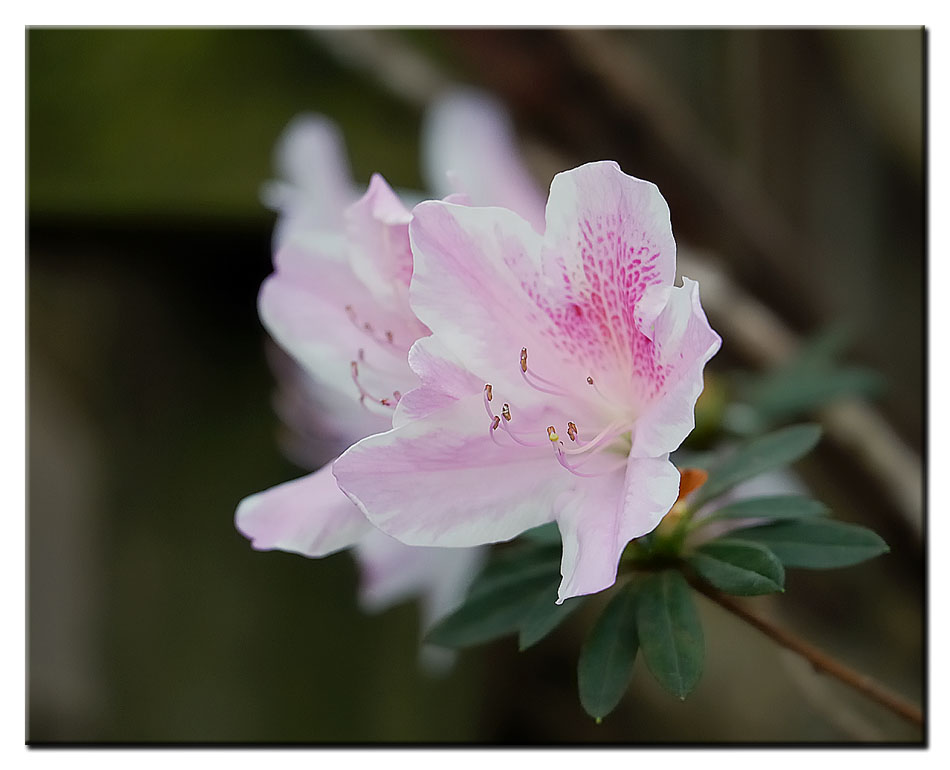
[676,467,709,503]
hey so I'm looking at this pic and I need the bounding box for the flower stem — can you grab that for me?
[687,577,924,728]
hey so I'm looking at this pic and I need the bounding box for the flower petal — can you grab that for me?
[261,113,356,247]
[556,455,681,602]
[392,335,484,428]
[235,463,374,558]
[334,393,566,546]
[538,161,678,402]
[344,174,415,310]
[630,278,722,458]
[422,90,546,232]
[408,200,570,400]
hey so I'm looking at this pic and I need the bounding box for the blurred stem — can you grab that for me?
[688,577,924,728]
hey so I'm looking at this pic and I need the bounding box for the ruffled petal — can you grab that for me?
[334,393,566,547]
[422,90,546,232]
[538,161,678,402]
[630,278,722,458]
[392,335,484,428]
[344,174,415,311]
[235,464,374,558]
[556,454,680,602]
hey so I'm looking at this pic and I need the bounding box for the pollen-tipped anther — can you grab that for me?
[567,421,578,441]
[491,416,500,430]
[520,347,528,373]
[485,383,493,401]
[501,403,512,421]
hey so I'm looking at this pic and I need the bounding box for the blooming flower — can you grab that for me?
[236,92,545,634]
[334,161,722,603]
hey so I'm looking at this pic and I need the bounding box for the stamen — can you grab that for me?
[567,421,578,441]
[501,404,512,422]
[483,385,496,420]
[488,415,506,446]
[499,416,547,447]
[561,419,630,456]
[485,384,493,401]
[586,375,613,404]
[345,304,400,348]
[350,360,396,411]
[552,442,627,478]
[519,347,572,397]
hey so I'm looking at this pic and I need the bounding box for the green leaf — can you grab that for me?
[704,495,829,523]
[518,579,583,651]
[749,368,884,421]
[636,571,704,699]
[694,424,822,507]
[734,519,890,569]
[466,543,561,600]
[688,539,785,595]
[519,521,561,545]
[577,582,640,720]
[426,543,562,648]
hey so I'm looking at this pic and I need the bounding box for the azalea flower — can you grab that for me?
[236,92,544,635]
[334,161,722,603]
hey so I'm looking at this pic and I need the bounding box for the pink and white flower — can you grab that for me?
[236,92,546,632]
[334,161,722,603]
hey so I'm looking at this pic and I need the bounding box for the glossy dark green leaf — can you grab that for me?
[426,544,562,648]
[518,579,583,651]
[705,495,829,523]
[577,582,639,720]
[688,539,785,595]
[466,543,561,600]
[636,571,704,699]
[694,424,822,507]
[734,519,889,569]
[519,521,561,545]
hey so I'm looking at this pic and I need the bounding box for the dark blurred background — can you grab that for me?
[27,28,924,743]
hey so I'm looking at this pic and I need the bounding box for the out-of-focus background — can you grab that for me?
[28,28,924,743]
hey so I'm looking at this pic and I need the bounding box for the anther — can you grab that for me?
[491,416,500,430]
[485,384,493,401]
[350,361,359,378]
[385,330,394,344]
[547,426,560,442]
[587,376,594,385]
[520,347,528,373]
[567,421,578,441]
[502,404,512,421]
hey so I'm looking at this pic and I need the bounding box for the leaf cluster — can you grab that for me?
[425,423,889,721]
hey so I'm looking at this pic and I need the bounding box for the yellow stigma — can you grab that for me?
[547,425,559,442]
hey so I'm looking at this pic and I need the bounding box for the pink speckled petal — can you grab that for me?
[556,454,680,602]
[422,90,546,232]
[630,278,722,458]
[538,161,678,402]
[334,393,565,547]
[345,174,415,311]
[235,464,373,558]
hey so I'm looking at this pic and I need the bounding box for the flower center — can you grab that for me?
[483,346,634,478]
